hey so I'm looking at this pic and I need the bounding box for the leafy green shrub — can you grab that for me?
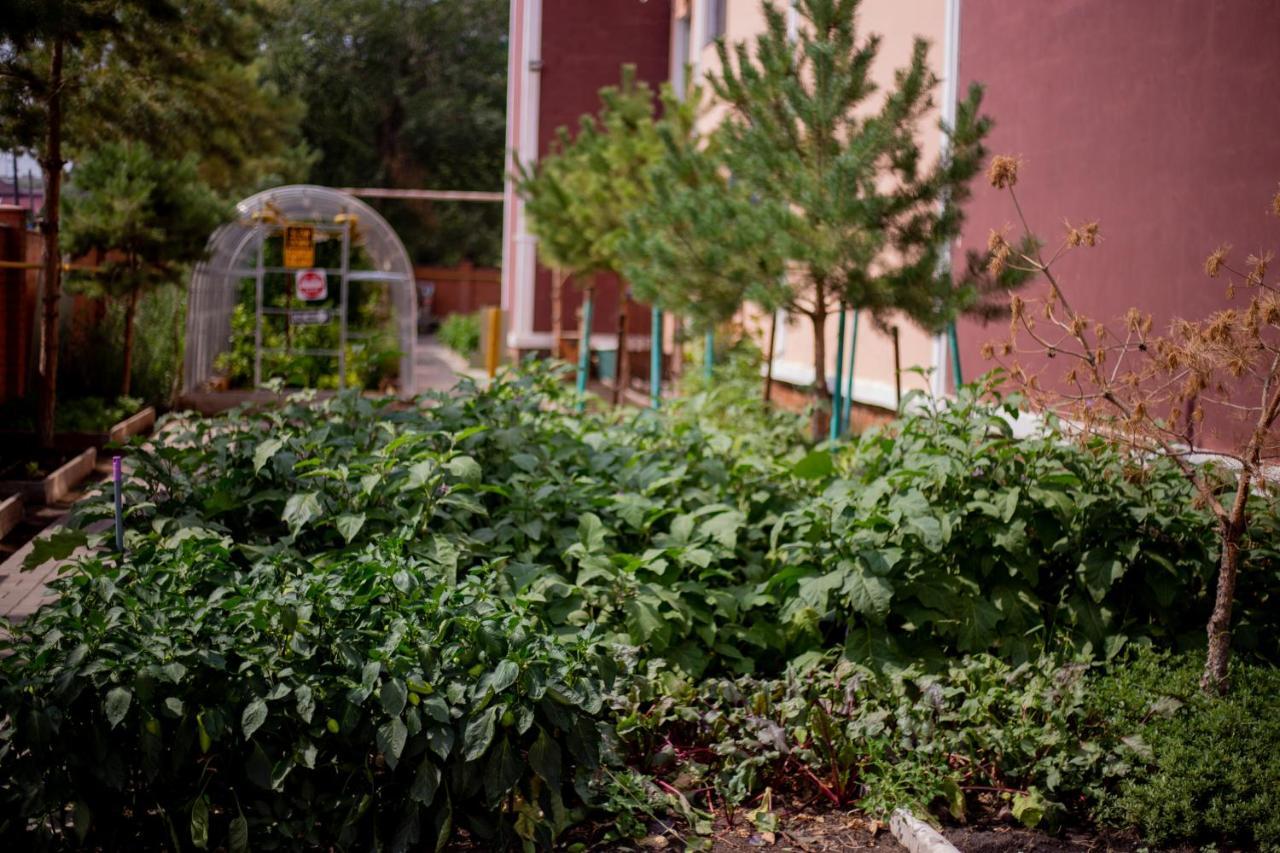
[1094,652,1280,850]
[73,369,1277,679]
[73,367,810,677]
[0,538,615,850]
[769,382,1280,665]
[438,311,482,359]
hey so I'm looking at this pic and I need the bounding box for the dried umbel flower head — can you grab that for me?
[1246,252,1272,286]
[987,227,1012,275]
[988,155,1021,189]
[1065,220,1101,248]
[1205,245,1230,278]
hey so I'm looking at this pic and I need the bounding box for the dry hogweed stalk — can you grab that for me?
[983,158,1280,695]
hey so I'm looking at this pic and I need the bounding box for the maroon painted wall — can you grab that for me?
[954,0,1280,447]
[532,0,672,339]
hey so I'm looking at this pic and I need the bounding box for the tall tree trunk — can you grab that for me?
[121,284,141,397]
[551,268,565,359]
[809,307,830,441]
[1201,476,1251,694]
[763,310,777,404]
[36,38,65,449]
[611,295,628,405]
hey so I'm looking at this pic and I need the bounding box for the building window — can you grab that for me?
[673,15,690,97]
[703,0,726,47]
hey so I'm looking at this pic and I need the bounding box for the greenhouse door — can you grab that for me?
[252,219,352,390]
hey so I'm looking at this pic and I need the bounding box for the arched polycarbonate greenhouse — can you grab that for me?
[184,185,417,396]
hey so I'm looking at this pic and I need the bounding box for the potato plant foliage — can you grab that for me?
[0,365,1276,849]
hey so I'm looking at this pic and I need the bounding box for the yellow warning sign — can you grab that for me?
[283,225,315,268]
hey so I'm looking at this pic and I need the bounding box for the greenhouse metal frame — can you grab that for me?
[185,185,418,396]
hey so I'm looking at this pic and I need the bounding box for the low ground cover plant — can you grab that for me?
[1095,651,1280,849]
[613,648,1280,849]
[1,365,1276,849]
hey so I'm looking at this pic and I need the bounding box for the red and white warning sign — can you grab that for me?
[294,268,328,302]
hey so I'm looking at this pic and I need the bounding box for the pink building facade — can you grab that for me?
[953,0,1280,448]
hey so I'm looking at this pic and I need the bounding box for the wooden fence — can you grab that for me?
[415,261,500,325]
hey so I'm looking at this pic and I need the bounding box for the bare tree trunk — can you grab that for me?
[809,308,830,441]
[1201,477,1250,695]
[551,268,564,359]
[763,310,777,404]
[36,38,65,449]
[121,284,141,397]
[611,295,628,405]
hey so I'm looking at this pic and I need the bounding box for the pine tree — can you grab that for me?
[707,0,992,438]
[62,142,227,397]
[616,81,789,398]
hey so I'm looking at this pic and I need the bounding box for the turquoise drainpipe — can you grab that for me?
[830,307,847,442]
[575,291,594,411]
[842,310,860,434]
[650,306,662,409]
[704,329,714,381]
[948,321,963,387]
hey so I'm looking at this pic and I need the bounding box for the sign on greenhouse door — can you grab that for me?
[290,308,331,325]
[295,268,328,301]
[283,225,315,268]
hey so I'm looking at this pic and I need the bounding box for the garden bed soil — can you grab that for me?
[711,811,902,851]
[942,824,1196,853]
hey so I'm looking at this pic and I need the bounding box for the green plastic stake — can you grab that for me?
[704,329,714,381]
[830,307,847,442]
[948,321,963,388]
[842,310,860,434]
[650,306,662,409]
[576,290,594,411]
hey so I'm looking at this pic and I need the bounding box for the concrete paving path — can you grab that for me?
[414,335,478,392]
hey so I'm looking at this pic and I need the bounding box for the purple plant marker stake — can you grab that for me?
[113,455,124,553]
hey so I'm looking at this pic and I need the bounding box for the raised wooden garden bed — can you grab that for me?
[0,495,22,541]
[0,448,97,505]
[107,406,156,444]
